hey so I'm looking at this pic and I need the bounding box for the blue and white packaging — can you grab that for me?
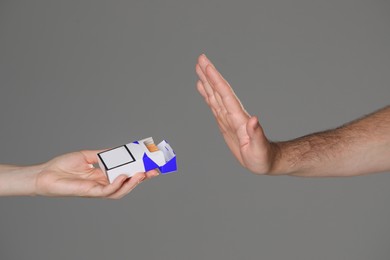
[97,137,177,183]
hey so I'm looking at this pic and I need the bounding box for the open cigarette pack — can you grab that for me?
[97,137,177,183]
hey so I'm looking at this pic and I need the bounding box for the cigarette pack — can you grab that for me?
[97,137,177,183]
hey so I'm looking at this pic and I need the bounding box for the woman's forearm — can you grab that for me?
[0,164,42,196]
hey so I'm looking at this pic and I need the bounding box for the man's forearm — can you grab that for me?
[270,106,390,177]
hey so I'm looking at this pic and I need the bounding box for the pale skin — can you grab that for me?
[196,54,390,177]
[0,150,159,198]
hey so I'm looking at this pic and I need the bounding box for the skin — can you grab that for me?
[0,150,159,198]
[196,54,390,177]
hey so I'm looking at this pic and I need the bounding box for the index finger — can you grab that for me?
[205,64,246,115]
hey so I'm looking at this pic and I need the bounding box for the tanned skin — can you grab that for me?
[196,54,390,177]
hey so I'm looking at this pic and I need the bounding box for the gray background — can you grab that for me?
[0,1,389,259]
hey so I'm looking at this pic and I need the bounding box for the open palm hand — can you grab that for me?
[196,54,276,174]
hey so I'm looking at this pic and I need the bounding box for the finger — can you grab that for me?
[199,54,232,93]
[198,75,242,161]
[197,56,226,110]
[200,97,244,165]
[214,91,225,113]
[99,174,128,196]
[205,64,247,115]
[197,54,215,73]
[246,116,265,140]
[108,173,145,199]
[108,173,146,199]
[200,54,248,116]
[196,80,208,101]
[197,80,219,118]
[85,174,127,197]
[198,78,235,136]
[80,149,107,165]
[145,169,159,179]
[196,64,223,113]
[196,59,214,96]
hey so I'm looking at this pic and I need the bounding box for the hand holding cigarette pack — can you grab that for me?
[97,137,177,183]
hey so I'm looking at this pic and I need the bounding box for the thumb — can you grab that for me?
[79,149,107,164]
[246,116,265,140]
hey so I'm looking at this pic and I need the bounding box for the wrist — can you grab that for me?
[267,142,293,176]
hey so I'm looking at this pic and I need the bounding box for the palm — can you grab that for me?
[35,150,155,198]
[196,55,273,174]
[36,152,109,196]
